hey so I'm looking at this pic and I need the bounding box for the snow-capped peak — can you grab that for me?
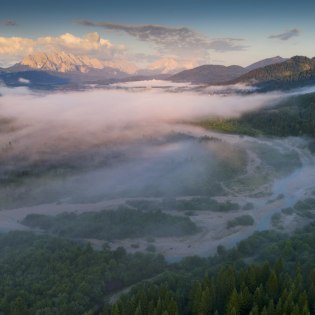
[21,51,138,74]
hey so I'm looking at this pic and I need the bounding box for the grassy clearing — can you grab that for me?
[22,208,199,240]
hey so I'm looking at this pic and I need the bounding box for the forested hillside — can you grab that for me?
[231,56,315,90]
[169,65,246,84]
[3,220,315,314]
[0,232,166,315]
[200,92,315,138]
[104,222,315,315]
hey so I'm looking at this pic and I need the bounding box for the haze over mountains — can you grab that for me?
[142,58,199,75]
[17,51,197,77]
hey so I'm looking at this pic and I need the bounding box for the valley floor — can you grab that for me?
[1,136,314,260]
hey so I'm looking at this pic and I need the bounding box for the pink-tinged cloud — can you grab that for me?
[0,32,125,66]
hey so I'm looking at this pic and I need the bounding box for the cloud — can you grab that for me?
[269,28,300,41]
[18,78,30,84]
[36,32,115,54]
[78,21,209,49]
[1,20,16,26]
[78,20,248,63]
[209,39,248,52]
[0,36,34,56]
[130,53,160,63]
[0,32,125,66]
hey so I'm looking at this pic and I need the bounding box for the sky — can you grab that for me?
[0,0,314,67]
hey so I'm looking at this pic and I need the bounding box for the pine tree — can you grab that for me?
[301,303,311,315]
[226,289,239,315]
[10,297,28,315]
[253,286,264,309]
[190,281,202,315]
[290,305,300,315]
[274,258,284,274]
[100,304,111,315]
[260,306,268,315]
[266,271,278,298]
[239,286,252,314]
[247,267,257,292]
[275,297,283,315]
[249,305,259,315]
[267,300,276,315]
[199,287,211,315]
[134,304,143,315]
[111,304,121,315]
[167,299,178,315]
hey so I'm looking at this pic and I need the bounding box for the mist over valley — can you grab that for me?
[0,82,314,262]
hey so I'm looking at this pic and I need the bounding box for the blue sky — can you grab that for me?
[0,0,314,67]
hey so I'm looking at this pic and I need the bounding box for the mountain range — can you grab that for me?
[18,51,197,76]
[21,51,138,75]
[169,56,315,90]
[0,51,314,91]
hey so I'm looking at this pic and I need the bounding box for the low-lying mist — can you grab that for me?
[0,82,288,158]
[0,82,314,208]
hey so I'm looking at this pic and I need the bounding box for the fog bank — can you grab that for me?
[0,82,314,208]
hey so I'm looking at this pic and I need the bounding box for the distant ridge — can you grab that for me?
[230,56,315,90]
[169,56,287,85]
[169,64,246,84]
[245,56,287,72]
